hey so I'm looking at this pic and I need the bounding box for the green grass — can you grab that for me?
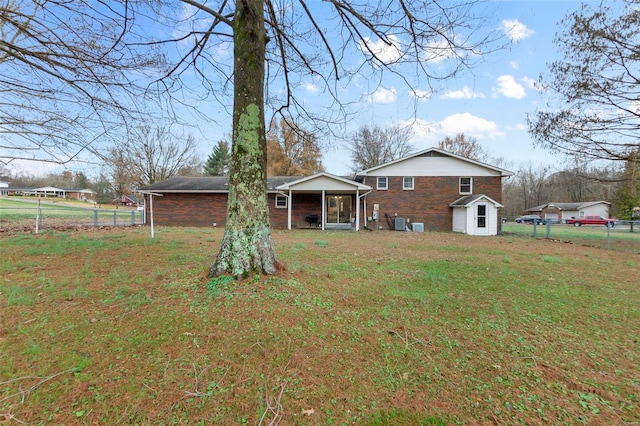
[1,227,639,425]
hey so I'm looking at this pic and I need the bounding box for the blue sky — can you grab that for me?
[319,0,599,175]
[6,0,599,178]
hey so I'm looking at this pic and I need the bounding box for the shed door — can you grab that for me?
[475,203,489,235]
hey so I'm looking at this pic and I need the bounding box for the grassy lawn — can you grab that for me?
[1,227,639,424]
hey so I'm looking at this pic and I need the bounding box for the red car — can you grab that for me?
[566,215,616,227]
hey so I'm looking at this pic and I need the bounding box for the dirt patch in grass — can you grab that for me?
[1,227,639,424]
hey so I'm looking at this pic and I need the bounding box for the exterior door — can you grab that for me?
[476,203,489,235]
[326,195,352,224]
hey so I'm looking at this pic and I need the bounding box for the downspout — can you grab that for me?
[321,190,325,230]
[287,190,292,230]
[359,190,372,230]
[355,189,360,231]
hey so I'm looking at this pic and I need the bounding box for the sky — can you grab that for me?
[4,0,601,179]
[320,0,596,176]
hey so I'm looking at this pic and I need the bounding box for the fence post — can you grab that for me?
[545,221,551,239]
[532,221,537,238]
[113,211,117,226]
[94,209,98,226]
[131,210,135,225]
[606,225,611,250]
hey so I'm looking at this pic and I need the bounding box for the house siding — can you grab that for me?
[362,176,502,231]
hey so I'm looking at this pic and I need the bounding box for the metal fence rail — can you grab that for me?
[502,222,640,253]
[0,203,144,233]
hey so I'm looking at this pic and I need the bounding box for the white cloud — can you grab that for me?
[521,77,537,89]
[423,38,458,63]
[369,87,397,104]
[358,35,402,64]
[501,19,535,42]
[302,82,320,94]
[402,114,503,147]
[493,75,526,99]
[441,86,485,100]
[438,113,502,138]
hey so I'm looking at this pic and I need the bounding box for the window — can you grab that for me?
[275,195,287,208]
[403,177,414,190]
[377,176,388,190]
[459,177,472,194]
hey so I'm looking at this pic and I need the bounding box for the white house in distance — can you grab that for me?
[0,179,8,196]
[526,201,611,223]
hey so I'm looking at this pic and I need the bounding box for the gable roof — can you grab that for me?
[355,147,513,177]
[137,176,303,193]
[449,194,503,208]
[526,201,610,212]
[276,172,371,191]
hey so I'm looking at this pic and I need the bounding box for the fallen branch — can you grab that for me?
[258,382,286,426]
[0,368,76,404]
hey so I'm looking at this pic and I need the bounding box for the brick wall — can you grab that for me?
[144,175,503,231]
[145,192,327,229]
[362,176,502,231]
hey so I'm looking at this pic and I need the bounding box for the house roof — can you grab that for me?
[526,201,610,212]
[449,194,504,208]
[355,147,514,177]
[137,176,303,193]
[275,172,371,191]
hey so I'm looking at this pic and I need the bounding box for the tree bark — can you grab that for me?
[208,0,278,278]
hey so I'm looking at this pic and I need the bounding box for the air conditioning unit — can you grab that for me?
[394,217,406,231]
[412,222,424,232]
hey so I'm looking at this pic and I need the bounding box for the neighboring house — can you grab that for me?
[111,194,139,207]
[137,147,513,235]
[0,179,8,196]
[526,201,611,223]
[2,186,96,201]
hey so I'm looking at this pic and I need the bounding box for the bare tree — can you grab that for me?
[438,133,490,162]
[103,123,201,195]
[348,124,414,171]
[527,0,640,164]
[0,1,159,166]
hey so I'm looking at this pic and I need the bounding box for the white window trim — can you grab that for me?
[403,176,414,190]
[459,177,472,195]
[275,195,287,208]
[377,176,388,190]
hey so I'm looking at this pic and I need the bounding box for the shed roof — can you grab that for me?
[449,194,503,208]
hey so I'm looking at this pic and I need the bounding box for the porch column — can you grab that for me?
[287,190,292,230]
[355,189,360,231]
[321,190,325,231]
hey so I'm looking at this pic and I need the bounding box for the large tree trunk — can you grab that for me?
[208,0,277,278]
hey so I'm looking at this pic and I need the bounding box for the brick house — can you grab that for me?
[138,147,512,235]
